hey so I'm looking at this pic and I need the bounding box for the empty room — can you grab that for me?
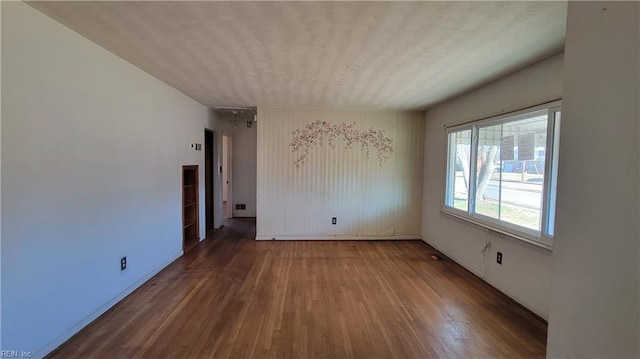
[1,1,638,358]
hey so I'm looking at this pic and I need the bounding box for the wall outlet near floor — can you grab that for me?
[496,252,503,265]
[235,204,246,210]
[120,256,127,271]
[332,217,337,225]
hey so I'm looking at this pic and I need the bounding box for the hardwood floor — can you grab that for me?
[47,218,546,358]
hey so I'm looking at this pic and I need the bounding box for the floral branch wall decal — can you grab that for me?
[289,120,393,168]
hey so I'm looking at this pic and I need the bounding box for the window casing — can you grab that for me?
[443,101,561,249]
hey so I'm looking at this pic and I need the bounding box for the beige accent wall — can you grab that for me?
[257,108,424,240]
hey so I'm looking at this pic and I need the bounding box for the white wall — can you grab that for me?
[257,107,424,240]
[232,123,257,217]
[421,53,563,319]
[547,2,639,357]
[1,2,224,356]
[222,135,229,202]
[0,1,3,350]
[209,114,229,230]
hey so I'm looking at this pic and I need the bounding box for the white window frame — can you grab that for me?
[442,101,561,249]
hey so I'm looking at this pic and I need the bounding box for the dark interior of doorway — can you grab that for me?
[205,129,214,230]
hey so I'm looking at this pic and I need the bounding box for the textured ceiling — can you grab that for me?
[28,1,566,110]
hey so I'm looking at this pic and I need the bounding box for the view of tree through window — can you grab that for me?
[446,130,471,211]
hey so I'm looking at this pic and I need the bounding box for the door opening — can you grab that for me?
[205,129,215,230]
[222,134,233,219]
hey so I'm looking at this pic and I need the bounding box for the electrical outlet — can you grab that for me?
[496,252,503,265]
[332,217,337,225]
[121,256,127,271]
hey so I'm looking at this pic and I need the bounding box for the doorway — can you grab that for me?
[205,129,215,230]
[222,134,233,219]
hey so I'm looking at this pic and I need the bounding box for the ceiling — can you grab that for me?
[28,1,567,111]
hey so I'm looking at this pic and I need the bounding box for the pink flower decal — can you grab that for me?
[290,120,393,168]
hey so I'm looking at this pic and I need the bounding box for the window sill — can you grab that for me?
[440,208,553,252]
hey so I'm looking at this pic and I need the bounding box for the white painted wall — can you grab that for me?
[257,107,424,240]
[208,114,229,230]
[1,2,224,356]
[0,1,3,350]
[421,53,563,319]
[232,123,257,217]
[547,2,639,357]
[222,135,229,203]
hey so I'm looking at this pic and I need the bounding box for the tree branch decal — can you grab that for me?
[289,120,393,168]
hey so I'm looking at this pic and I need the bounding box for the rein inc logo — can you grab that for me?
[1,351,32,358]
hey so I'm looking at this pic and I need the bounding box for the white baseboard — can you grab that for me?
[34,251,183,359]
[256,235,422,241]
[420,238,484,278]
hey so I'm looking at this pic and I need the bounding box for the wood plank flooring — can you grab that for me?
[47,218,547,358]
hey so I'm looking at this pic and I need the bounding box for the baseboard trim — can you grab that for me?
[35,250,183,359]
[256,235,422,241]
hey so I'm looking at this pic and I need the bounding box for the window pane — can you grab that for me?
[446,130,471,211]
[475,124,501,219]
[499,113,548,230]
[546,111,561,236]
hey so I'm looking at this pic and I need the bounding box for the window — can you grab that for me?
[444,102,561,248]
[445,129,471,211]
